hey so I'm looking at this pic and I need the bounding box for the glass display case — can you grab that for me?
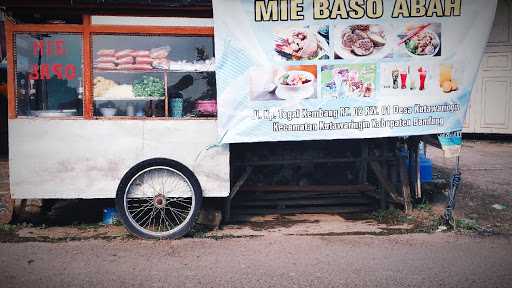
[14,33,83,117]
[92,34,216,118]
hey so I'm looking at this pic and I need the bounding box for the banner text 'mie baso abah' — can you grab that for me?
[255,0,462,21]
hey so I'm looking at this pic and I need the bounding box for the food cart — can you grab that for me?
[4,12,230,238]
[3,0,497,239]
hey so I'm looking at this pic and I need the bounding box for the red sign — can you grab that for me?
[29,39,77,81]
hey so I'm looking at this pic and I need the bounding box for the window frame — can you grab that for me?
[13,31,85,118]
[6,15,215,120]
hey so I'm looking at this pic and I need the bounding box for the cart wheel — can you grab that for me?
[116,158,202,239]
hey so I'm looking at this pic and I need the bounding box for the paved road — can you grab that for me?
[1,233,511,288]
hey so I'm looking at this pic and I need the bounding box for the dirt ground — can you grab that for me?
[1,140,511,241]
[428,140,512,234]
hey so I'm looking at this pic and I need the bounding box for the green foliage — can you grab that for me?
[72,223,103,230]
[416,202,433,212]
[372,208,411,225]
[454,218,481,232]
[0,224,17,233]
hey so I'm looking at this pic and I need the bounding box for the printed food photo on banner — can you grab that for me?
[249,65,317,101]
[380,63,434,96]
[333,24,393,60]
[439,63,462,94]
[321,64,376,98]
[273,25,330,61]
[396,23,442,58]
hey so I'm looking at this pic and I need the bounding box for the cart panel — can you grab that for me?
[8,119,229,199]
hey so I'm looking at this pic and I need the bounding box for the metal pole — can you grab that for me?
[444,156,461,227]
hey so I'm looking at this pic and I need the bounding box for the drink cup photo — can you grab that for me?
[400,70,408,89]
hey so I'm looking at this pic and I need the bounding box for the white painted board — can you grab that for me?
[9,119,230,199]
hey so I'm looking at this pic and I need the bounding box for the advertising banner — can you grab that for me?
[213,0,497,143]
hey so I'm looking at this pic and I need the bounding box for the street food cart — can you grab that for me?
[3,0,497,238]
[5,13,229,238]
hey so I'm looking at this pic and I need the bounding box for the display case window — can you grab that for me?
[14,33,83,117]
[92,34,216,118]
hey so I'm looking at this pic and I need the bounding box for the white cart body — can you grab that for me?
[9,119,230,199]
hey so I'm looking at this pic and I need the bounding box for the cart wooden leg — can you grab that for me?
[358,142,368,184]
[370,159,406,208]
[369,161,393,209]
[389,152,399,197]
[379,187,387,210]
[0,193,14,224]
[223,166,253,223]
[399,157,412,213]
[407,137,421,200]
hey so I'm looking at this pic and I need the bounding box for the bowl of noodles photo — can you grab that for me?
[274,27,329,61]
[334,24,392,60]
[274,70,316,100]
[401,23,441,57]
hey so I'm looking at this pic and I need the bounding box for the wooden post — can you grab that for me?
[379,187,387,209]
[0,193,13,224]
[389,143,399,194]
[408,137,421,200]
[82,15,93,119]
[224,166,253,222]
[399,157,412,212]
[370,160,405,207]
[415,150,422,199]
[358,141,368,184]
[5,19,16,119]
[370,161,393,209]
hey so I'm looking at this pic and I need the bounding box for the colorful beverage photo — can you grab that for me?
[380,63,434,97]
[321,64,377,98]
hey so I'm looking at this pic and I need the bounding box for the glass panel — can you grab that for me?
[168,71,216,118]
[92,34,216,118]
[15,33,83,117]
[94,72,166,117]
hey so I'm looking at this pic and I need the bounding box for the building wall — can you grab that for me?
[464,0,512,134]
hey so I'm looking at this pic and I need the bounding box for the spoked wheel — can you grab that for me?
[116,159,202,239]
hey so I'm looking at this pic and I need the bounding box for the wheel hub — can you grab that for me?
[153,194,166,209]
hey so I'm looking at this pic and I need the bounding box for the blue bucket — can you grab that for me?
[420,158,433,183]
[400,148,433,183]
[103,208,118,225]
